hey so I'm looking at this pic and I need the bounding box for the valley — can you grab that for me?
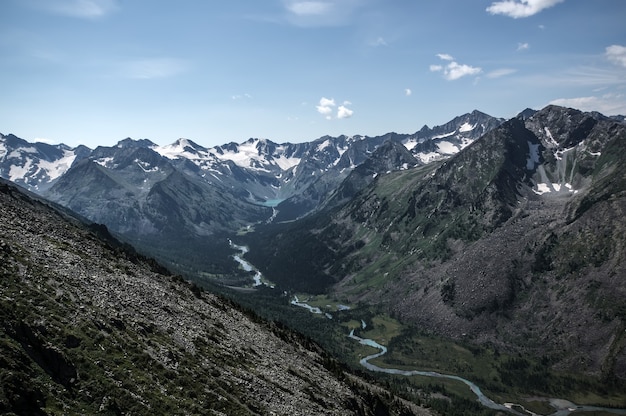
[221,245,626,415]
[2,105,626,414]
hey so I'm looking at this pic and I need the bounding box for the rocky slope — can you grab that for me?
[0,178,431,416]
[245,105,626,382]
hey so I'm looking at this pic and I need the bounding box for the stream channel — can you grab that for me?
[229,244,626,415]
[229,240,272,287]
[297,296,626,416]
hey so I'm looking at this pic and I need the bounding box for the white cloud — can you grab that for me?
[117,58,189,79]
[487,68,517,78]
[28,0,118,19]
[517,42,530,51]
[337,105,354,119]
[430,54,482,81]
[405,88,412,96]
[316,97,335,117]
[315,97,353,119]
[549,93,626,116]
[232,93,252,100]
[606,45,626,68]
[446,62,482,80]
[34,137,57,144]
[486,0,565,18]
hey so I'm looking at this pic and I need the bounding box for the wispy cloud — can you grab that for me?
[370,37,388,47]
[285,1,332,16]
[606,45,626,68]
[523,64,626,88]
[405,88,412,96]
[430,54,482,81]
[316,97,354,119]
[115,58,189,80]
[232,93,252,100]
[486,68,517,78]
[26,0,119,19]
[282,0,362,26]
[486,0,565,18]
[436,53,454,61]
[549,93,626,116]
[517,42,530,51]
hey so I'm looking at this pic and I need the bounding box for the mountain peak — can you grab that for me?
[173,137,204,150]
[116,138,156,148]
[516,108,537,120]
[469,109,490,118]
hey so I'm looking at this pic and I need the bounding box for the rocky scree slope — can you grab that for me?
[0,179,430,416]
[245,106,626,382]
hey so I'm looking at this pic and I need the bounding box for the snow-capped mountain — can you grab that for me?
[0,133,90,192]
[403,110,503,163]
[0,110,502,276]
[1,110,501,206]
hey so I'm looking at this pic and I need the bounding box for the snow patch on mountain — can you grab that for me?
[156,139,208,160]
[37,150,77,180]
[416,152,443,164]
[10,146,38,156]
[317,139,332,152]
[459,137,474,149]
[436,141,458,154]
[136,159,159,173]
[533,182,576,195]
[213,139,301,172]
[459,122,475,132]
[94,157,115,168]
[432,131,456,140]
[403,140,418,151]
[544,127,559,148]
[9,158,33,182]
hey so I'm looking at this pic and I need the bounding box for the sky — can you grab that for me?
[1,0,625,148]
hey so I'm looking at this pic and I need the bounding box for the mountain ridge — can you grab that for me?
[243,105,626,381]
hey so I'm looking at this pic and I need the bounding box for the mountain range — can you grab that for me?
[2,104,626,398]
[244,105,626,383]
[0,109,502,279]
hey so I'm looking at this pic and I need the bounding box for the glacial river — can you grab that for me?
[347,328,626,416]
[228,240,272,287]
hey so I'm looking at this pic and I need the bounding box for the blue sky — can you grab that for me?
[2,0,625,148]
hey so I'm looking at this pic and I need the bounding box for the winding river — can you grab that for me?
[348,328,626,416]
[228,240,273,287]
[275,259,626,415]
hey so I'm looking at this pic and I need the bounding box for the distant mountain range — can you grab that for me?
[0,109,502,277]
